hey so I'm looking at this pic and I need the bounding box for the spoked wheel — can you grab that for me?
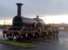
[6,34,14,40]
[27,33,33,40]
[33,32,39,39]
[16,35,22,41]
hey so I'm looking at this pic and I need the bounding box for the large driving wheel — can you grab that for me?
[6,34,14,40]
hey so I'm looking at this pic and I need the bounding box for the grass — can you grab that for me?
[0,40,34,48]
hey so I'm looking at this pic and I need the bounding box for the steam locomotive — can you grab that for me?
[3,3,59,41]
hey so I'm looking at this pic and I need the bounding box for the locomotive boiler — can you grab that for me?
[3,3,59,41]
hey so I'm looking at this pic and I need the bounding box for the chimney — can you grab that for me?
[16,3,23,16]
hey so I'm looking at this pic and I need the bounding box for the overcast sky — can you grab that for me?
[0,0,68,24]
[0,0,68,18]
